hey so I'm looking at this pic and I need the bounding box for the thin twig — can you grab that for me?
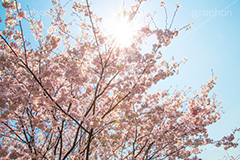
[0,34,89,134]
[164,6,168,29]
[85,0,103,66]
[169,7,178,30]
[15,0,28,65]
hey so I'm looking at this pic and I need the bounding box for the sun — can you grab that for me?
[107,11,137,48]
[112,17,134,47]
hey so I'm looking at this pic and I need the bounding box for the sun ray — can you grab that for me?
[106,11,137,48]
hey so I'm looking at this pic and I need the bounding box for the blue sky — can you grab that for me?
[0,0,239,159]
[143,0,240,159]
[158,0,240,159]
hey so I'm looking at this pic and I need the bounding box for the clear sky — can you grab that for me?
[0,0,239,159]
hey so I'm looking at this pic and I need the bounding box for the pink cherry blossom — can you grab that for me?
[0,0,238,159]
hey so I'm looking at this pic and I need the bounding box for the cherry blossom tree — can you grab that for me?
[0,0,239,159]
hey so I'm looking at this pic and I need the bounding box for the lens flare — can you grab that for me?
[112,17,134,47]
[106,12,137,48]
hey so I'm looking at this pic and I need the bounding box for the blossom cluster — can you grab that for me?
[0,0,237,159]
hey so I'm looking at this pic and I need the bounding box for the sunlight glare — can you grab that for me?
[107,12,137,48]
[113,18,134,47]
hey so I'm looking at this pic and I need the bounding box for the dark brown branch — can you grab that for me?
[62,124,82,159]
[1,121,26,143]
[101,87,133,119]
[25,108,36,154]
[55,104,71,156]
[161,146,184,160]
[0,34,19,58]
[40,128,52,153]
[59,121,65,160]
[134,139,149,158]
[0,34,89,134]
[0,133,25,143]
[42,133,54,158]
[102,68,146,119]
[85,69,119,117]
[16,113,33,153]
[144,141,155,159]
[85,62,105,117]
[132,126,138,159]
[98,71,119,96]
[86,128,93,160]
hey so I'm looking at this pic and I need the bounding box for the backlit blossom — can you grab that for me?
[160,1,166,7]
[16,10,26,20]
[183,57,188,63]
[191,148,200,154]
[175,2,181,8]
[0,0,235,159]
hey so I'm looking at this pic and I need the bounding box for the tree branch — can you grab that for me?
[0,34,89,134]
[85,128,93,160]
